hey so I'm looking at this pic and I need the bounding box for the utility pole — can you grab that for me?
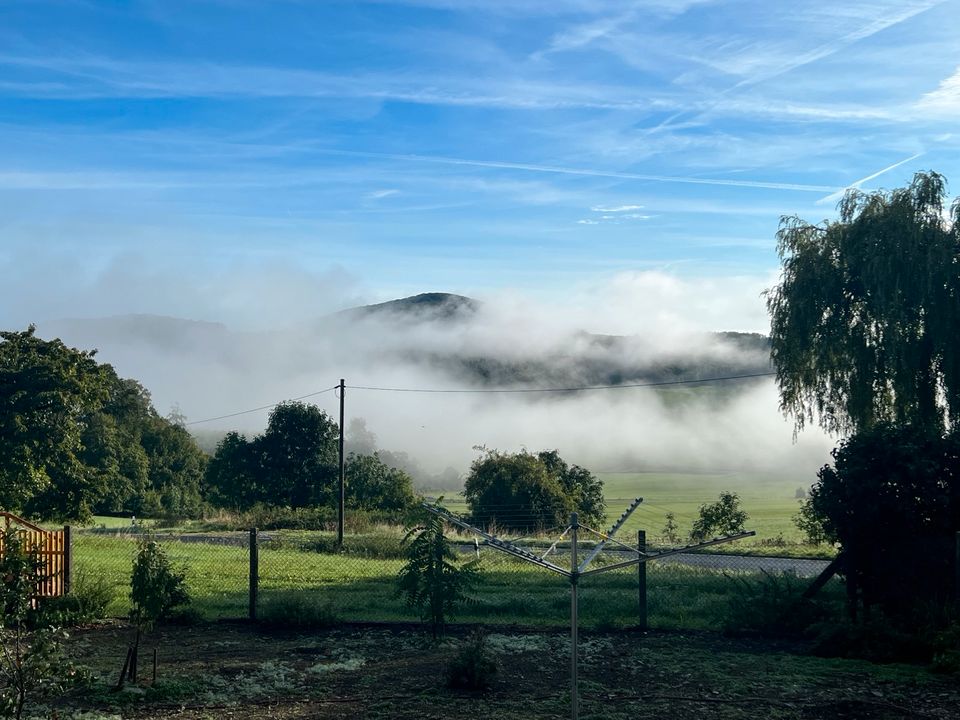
[338,378,345,546]
[570,512,579,720]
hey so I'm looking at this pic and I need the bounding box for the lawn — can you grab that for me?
[74,530,839,631]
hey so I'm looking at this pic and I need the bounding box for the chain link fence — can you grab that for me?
[73,529,251,620]
[71,523,841,629]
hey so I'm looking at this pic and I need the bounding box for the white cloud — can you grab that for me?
[917,65,960,114]
[591,204,644,212]
[366,189,400,199]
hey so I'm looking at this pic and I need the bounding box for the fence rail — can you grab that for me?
[0,511,71,599]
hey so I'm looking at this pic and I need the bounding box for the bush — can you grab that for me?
[810,616,930,664]
[719,571,829,638]
[690,491,748,541]
[930,622,960,673]
[464,448,604,532]
[259,595,339,629]
[0,529,85,719]
[446,630,498,691]
[346,452,418,511]
[33,571,114,627]
[802,425,960,623]
[661,512,681,545]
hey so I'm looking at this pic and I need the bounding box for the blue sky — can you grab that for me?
[2,0,959,332]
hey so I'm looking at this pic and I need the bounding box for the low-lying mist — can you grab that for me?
[34,282,835,483]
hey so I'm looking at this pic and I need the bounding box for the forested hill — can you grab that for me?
[331,292,480,323]
[37,293,771,392]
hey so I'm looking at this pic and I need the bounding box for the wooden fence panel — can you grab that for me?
[0,511,68,599]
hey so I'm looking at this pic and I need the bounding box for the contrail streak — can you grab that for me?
[314,148,839,193]
[816,152,923,205]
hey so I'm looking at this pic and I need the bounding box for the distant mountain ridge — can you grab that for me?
[332,292,480,323]
[36,292,771,393]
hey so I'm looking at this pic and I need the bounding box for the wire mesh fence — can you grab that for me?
[73,529,251,621]
[71,523,841,629]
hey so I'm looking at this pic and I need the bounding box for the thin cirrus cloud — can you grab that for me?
[0,53,669,111]
[0,0,957,331]
[310,148,841,193]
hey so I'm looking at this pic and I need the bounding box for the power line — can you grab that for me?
[347,371,775,394]
[184,386,338,426]
[182,370,775,427]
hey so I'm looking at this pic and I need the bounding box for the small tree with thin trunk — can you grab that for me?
[120,538,189,686]
[397,508,479,638]
[661,512,681,545]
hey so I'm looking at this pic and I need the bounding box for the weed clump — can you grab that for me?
[259,595,339,629]
[32,570,114,628]
[446,630,498,691]
[720,571,831,638]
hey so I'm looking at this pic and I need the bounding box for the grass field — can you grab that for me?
[71,470,832,630]
[75,528,839,631]
[426,470,819,551]
[82,470,816,547]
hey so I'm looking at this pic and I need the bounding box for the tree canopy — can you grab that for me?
[463,448,604,532]
[345,452,417,511]
[766,171,960,436]
[205,402,340,509]
[0,327,206,521]
[801,424,960,620]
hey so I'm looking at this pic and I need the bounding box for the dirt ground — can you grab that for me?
[50,620,960,720]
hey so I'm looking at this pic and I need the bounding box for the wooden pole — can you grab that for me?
[637,529,647,630]
[249,528,259,621]
[338,378,345,547]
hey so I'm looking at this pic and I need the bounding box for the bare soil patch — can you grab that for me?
[51,621,959,720]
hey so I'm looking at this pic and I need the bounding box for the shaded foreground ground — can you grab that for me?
[53,622,960,720]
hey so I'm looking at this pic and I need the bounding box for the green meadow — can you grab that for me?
[427,470,819,552]
[74,531,836,630]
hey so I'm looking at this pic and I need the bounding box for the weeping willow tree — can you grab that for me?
[766,171,960,436]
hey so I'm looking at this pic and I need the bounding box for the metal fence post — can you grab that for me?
[637,529,647,630]
[249,527,259,621]
[955,531,960,602]
[63,525,72,595]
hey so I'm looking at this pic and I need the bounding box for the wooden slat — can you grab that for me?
[0,512,67,599]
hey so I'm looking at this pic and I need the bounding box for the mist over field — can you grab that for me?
[28,271,835,482]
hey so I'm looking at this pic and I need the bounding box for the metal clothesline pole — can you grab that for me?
[419,502,754,720]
